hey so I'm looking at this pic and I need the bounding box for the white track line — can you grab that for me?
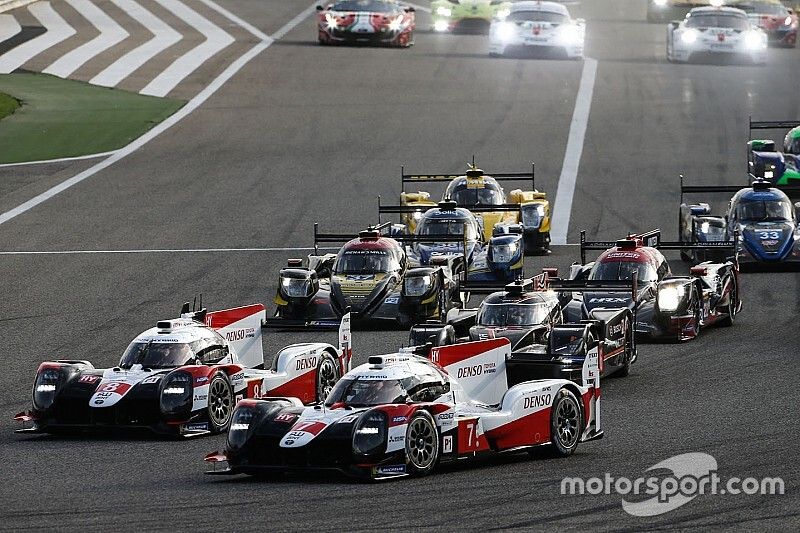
[0,1,315,227]
[0,2,76,74]
[139,0,234,97]
[0,246,338,255]
[550,57,597,245]
[43,0,129,78]
[0,14,21,44]
[0,150,118,168]
[90,0,181,88]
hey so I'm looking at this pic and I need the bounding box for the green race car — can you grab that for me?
[431,0,512,33]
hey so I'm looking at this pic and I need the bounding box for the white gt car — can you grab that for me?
[489,1,585,59]
[667,6,767,64]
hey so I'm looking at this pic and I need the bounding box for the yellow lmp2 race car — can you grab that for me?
[396,163,552,254]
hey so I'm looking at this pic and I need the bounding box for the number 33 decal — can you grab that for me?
[758,231,780,240]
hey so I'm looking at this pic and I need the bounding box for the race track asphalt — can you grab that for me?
[0,0,798,530]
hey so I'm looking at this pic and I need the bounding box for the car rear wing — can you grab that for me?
[460,272,549,295]
[578,229,660,265]
[549,272,639,302]
[377,196,525,220]
[400,161,536,191]
[680,174,800,203]
[313,221,467,255]
[749,117,800,134]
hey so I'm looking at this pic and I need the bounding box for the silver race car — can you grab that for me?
[489,1,585,59]
[667,6,767,64]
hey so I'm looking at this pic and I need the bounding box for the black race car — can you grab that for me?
[410,274,637,380]
[561,230,741,341]
[748,118,800,193]
[266,223,465,329]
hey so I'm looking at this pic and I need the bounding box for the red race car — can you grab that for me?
[733,0,798,47]
[317,0,415,47]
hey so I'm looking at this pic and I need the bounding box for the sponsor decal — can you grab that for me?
[229,372,244,382]
[95,392,113,399]
[606,251,641,259]
[94,399,104,405]
[524,393,552,410]
[195,376,209,383]
[142,376,161,384]
[457,364,483,379]
[79,375,100,384]
[590,297,627,303]
[225,327,256,342]
[437,412,454,421]
[276,413,298,423]
[389,435,405,444]
[194,394,208,402]
[392,415,408,423]
[295,356,318,372]
[183,422,209,432]
[375,465,406,476]
[384,297,400,304]
[443,435,453,453]
[343,250,387,256]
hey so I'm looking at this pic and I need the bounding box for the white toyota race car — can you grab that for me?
[667,6,768,64]
[15,304,352,437]
[489,1,585,59]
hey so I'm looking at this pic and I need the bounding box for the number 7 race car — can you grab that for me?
[14,304,352,437]
[205,336,601,480]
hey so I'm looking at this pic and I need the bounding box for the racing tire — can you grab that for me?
[315,351,340,403]
[405,411,440,476]
[549,388,583,457]
[718,279,737,327]
[685,289,701,340]
[207,372,234,434]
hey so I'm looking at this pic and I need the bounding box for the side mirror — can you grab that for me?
[316,5,324,11]
[794,202,800,210]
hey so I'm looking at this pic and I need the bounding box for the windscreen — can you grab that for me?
[417,218,478,240]
[477,302,550,326]
[686,13,749,30]
[508,10,569,23]
[324,377,409,407]
[334,250,398,274]
[550,330,586,356]
[332,0,400,12]
[736,199,793,222]
[447,183,505,206]
[736,2,788,15]
[589,261,657,282]
[119,341,195,368]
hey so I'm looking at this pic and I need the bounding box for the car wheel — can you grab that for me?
[686,290,701,339]
[405,411,439,476]
[549,388,582,456]
[718,279,737,327]
[315,351,340,403]
[207,372,234,434]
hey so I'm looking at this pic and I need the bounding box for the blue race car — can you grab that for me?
[679,178,800,268]
[380,200,525,283]
[748,119,800,193]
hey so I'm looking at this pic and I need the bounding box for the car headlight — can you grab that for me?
[496,21,517,43]
[389,16,404,31]
[159,371,193,415]
[435,6,451,17]
[657,286,684,312]
[353,410,387,455]
[404,274,433,297]
[434,19,449,32]
[281,276,313,298]
[33,368,62,411]
[496,8,510,20]
[227,406,255,450]
[558,23,582,45]
[325,13,338,30]
[681,29,698,45]
[491,242,519,264]
[700,221,710,233]
[412,210,422,221]
[521,204,545,229]
[744,30,765,50]
[653,0,667,6]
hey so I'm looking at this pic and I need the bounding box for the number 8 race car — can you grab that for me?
[205,336,601,479]
[14,304,352,437]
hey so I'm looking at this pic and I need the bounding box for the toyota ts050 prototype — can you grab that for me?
[488,1,585,59]
[410,274,637,380]
[266,224,464,329]
[679,178,800,268]
[398,163,551,254]
[748,119,800,189]
[15,304,352,437]
[731,0,798,46]
[667,6,768,64]
[430,0,511,33]
[378,200,525,283]
[317,0,415,47]
[561,230,742,341]
[648,0,715,24]
[205,336,601,479]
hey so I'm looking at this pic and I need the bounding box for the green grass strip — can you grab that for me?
[0,73,184,164]
[0,90,20,121]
